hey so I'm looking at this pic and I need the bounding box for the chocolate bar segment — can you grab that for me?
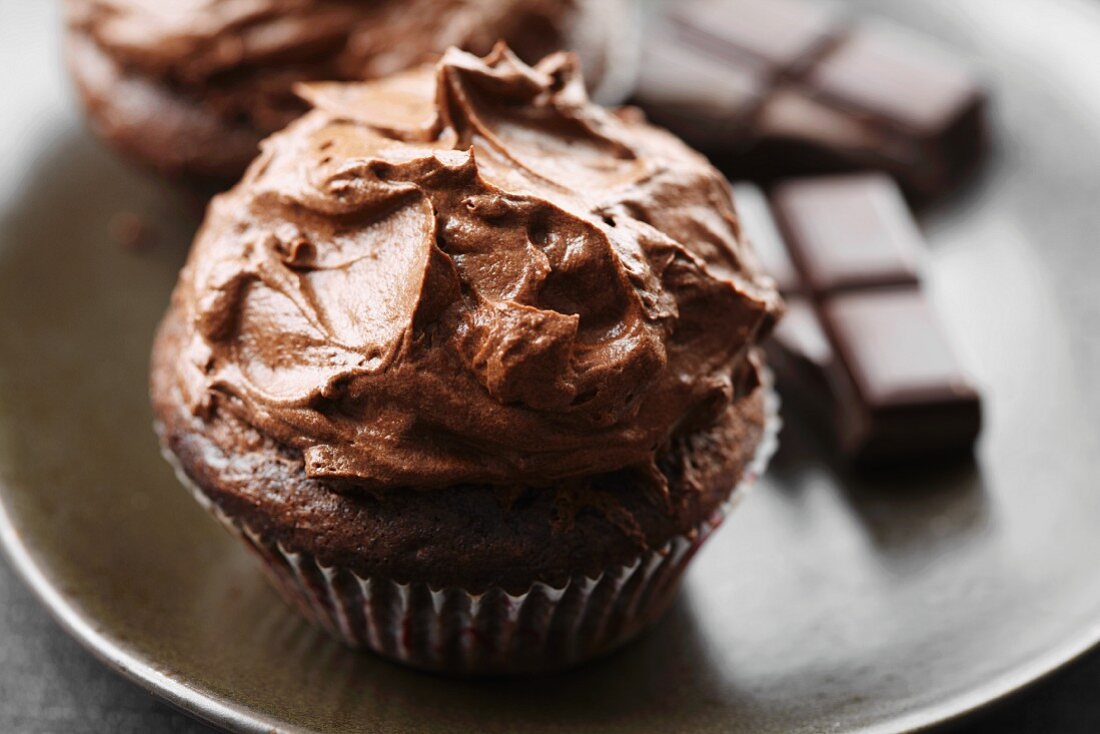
[766,296,836,410]
[732,182,801,294]
[771,174,921,295]
[732,177,981,464]
[636,30,766,150]
[635,2,989,202]
[799,22,987,196]
[820,288,981,462]
[807,23,982,140]
[668,0,843,73]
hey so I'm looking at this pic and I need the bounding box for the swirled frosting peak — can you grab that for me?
[172,45,782,491]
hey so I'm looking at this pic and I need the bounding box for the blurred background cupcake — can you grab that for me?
[64,0,638,185]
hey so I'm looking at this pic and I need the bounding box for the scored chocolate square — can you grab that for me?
[635,0,989,202]
[732,177,981,464]
[819,288,981,461]
[771,173,921,295]
[636,31,767,149]
[731,182,801,294]
[668,0,844,74]
[767,296,837,415]
[807,23,984,140]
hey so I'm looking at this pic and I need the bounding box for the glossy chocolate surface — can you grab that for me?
[734,177,980,463]
[772,174,921,294]
[634,0,988,201]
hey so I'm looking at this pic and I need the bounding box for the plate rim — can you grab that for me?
[0,494,292,734]
[4,475,1100,734]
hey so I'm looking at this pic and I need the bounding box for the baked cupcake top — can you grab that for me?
[67,0,590,134]
[170,45,781,492]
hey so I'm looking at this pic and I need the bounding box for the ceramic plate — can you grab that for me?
[3,1,1100,732]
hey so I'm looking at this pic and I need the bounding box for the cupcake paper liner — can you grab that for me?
[162,383,780,675]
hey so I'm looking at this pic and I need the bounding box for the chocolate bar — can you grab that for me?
[635,29,767,150]
[734,175,981,463]
[732,182,802,294]
[767,296,836,412]
[733,181,838,424]
[669,0,842,74]
[772,173,921,294]
[819,287,982,461]
[636,0,988,203]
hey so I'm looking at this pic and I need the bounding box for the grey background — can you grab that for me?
[2,1,1100,732]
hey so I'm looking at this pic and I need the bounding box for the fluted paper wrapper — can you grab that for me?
[167,387,779,675]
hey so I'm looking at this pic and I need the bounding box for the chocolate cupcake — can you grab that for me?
[64,0,635,184]
[151,45,782,674]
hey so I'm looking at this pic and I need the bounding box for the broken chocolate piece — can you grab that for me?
[732,182,801,294]
[635,0,989,202]
[733,177,981,464]
[807,23,982,140]
[668,0,843,73]
[636,30,766,150]
[820,288,981,462]
[771,173,921,295]
[766,296,836,414]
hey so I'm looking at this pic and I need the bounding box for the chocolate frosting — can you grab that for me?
[67,0,588,136]
[169,45,781,491]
